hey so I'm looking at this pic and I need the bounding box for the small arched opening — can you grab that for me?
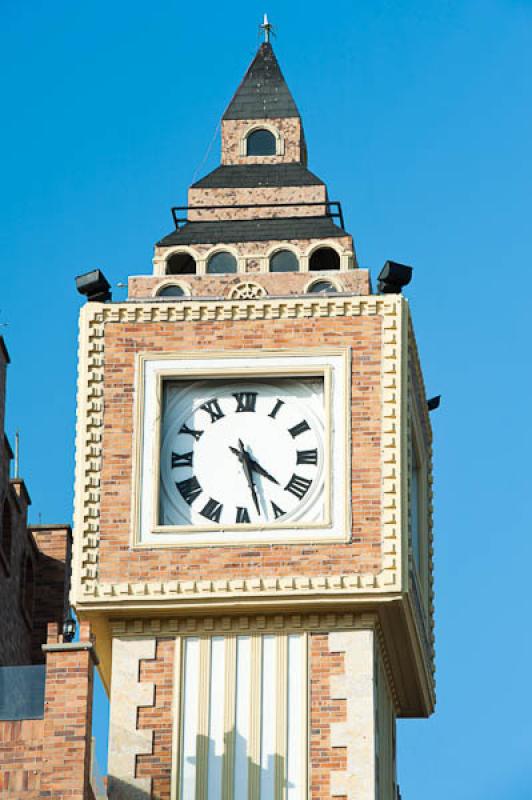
[1,499,12,567]
[207,252,238,274]
[156,284,187,298]
[309,247,341,272]
[166,252,197,275]
[307,279,339,295]
[246,129,276,156]
[270,250,299,273]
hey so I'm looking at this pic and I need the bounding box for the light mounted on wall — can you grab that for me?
[377,260,413,294]
[75,269,112,303]
[62,610,76,643]
[427,395,441,412]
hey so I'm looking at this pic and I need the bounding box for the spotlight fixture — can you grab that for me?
[427,395,441,412]
[62,610,76,643]
[377,261,413,294]
[75,269,111,303]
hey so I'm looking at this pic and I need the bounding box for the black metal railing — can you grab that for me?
[0,664,46,720]
[171,200,345,230]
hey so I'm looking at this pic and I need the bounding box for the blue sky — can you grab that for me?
[1,0,532,797]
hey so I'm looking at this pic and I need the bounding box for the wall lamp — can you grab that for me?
[62,610,76,643]
[75,269,112,303]
[377,261,413,294]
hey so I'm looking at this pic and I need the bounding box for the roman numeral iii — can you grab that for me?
[171,451,193,468]
[176,476,202,505]
[200,398,225,423]
[233,392,258,413]
[296,449,318,465]
[284,473,312,500]
[288,420,310,438]
[200,498,223,523]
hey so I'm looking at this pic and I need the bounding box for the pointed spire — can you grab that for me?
[223,41,300,121]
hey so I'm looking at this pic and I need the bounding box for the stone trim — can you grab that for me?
[107,637,156,798]
[72,295,404,604]
[42,641,100,665]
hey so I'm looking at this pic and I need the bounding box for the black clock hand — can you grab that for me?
[248,458,280,485]
[232,440,261,516]
[229,447,279,485]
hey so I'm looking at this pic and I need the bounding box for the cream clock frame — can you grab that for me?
[132,348,351,547]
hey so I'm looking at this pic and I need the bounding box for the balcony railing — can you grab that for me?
[0,664,46,720]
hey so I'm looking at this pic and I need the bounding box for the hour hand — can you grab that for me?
[230,441,260,516]
[247,458,279,485]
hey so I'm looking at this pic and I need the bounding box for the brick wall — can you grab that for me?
[97,313,382,587]
[129,269,369,300]
[30,525,71,664]
[0,622,96,799]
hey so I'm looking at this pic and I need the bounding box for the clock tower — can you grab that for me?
[72,35,435,800]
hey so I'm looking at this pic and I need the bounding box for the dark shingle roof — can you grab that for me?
[223,43,300,121]
[191,164,324,189]
[158,217,345,247]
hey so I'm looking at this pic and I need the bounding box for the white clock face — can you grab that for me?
[159,378,325,528]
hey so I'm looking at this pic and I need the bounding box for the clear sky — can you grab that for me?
[1,0,531,797]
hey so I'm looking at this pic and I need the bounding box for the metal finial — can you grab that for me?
[260,13,273,43]
[14,431,20,478]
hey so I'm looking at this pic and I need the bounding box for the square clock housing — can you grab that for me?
[133,350,350,546]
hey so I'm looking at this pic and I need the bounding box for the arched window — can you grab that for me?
[246,129,276,156]
[207,252,238,274]
[270,250,299,273]
[166,252,196,275]
[1,499,12,568]
[156,284,187,298]
[309,247,341,271]
[307,280,338,294]
[22,555,35,625]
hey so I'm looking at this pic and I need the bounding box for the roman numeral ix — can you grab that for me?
[233,391,258,413]
[171,451,193,468]
[200,398,225,423]
[285,473,312,500]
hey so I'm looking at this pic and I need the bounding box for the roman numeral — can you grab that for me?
[296,448,318,466]
[233,391,258,413]
[236,506,251,523]
[271,501,286,519]
[200,498,223,523]
[179,423,204,441]
[200,398,225,423]
[285,474,312,500]
[171,451,193,468]
[269,399,285,419]
[176,476,202,505]
[288,420,310,438]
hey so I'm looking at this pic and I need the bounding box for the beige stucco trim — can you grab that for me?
[152,279,192,298]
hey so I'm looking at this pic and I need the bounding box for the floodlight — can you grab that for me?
[75,269,111,302]
[377,261,413,294]
[427,395,441,411]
